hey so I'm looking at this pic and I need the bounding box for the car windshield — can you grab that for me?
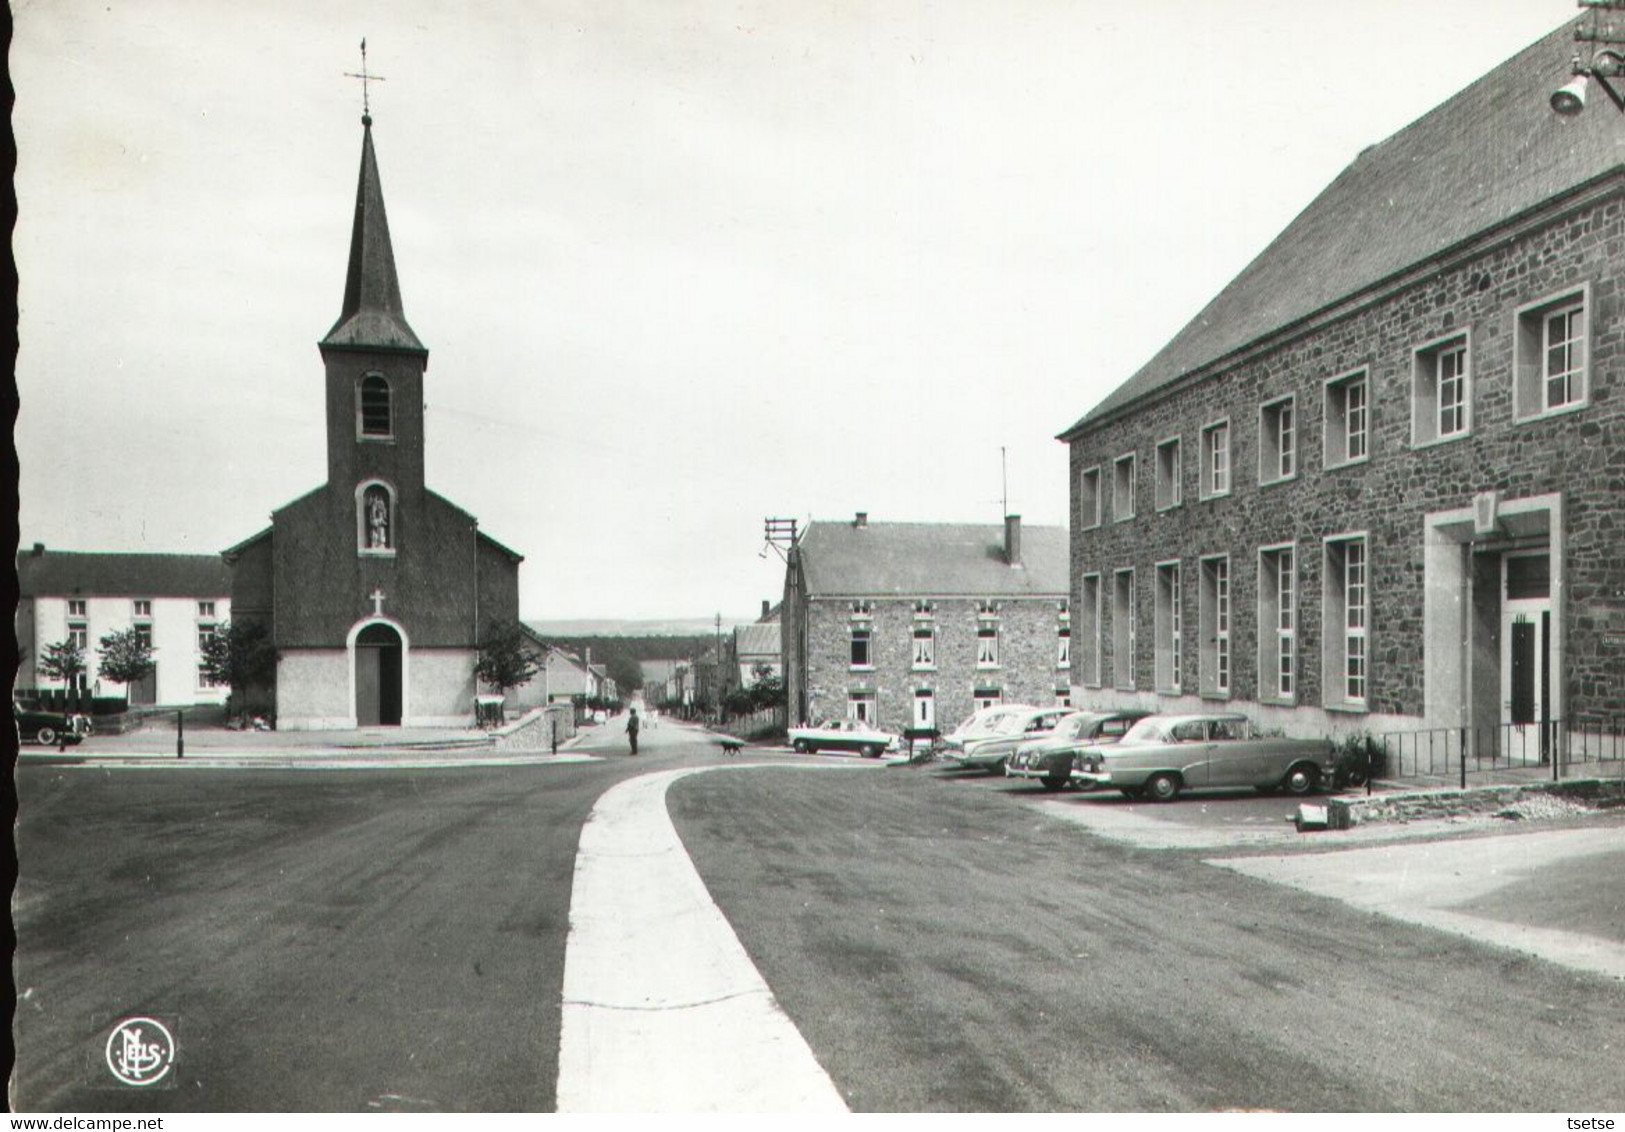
[958,710,1017,736]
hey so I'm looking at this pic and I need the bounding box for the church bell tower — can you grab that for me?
[317,111,429,556]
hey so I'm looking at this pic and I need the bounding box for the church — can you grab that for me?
[224,108,524,729]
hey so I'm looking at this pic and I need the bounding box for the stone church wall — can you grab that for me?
[409,648,478,726]
[277,649,351,730]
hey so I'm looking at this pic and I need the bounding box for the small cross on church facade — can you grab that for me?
[369,588,386,616]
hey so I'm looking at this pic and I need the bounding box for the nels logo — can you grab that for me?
[103,1016,177,1088]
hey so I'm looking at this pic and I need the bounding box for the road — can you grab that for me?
[13,722,1625,1112]
[11,715,702,1112]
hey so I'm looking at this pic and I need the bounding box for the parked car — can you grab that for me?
[1071,713,1336,801]
[788,718,898,757]
[942,706,1073,774]
[1004,710,1151,790]
[14,702,86,746]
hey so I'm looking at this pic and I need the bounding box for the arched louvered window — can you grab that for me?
[359,374,392,437]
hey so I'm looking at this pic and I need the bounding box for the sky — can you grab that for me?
[13,0,1576,622]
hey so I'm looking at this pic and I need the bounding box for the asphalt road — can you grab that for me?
[11,718,705,1112]
[669,764,1625,1112]
[15,724,1624,1113]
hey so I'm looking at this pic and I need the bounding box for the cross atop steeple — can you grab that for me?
[344,38,386,124]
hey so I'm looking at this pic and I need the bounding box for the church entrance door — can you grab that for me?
[355,623,403,727]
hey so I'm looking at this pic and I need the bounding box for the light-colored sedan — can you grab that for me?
[942,706,1073,774]
[1071,713,1336,801]
[788,718,898,757]
[1004,710,1149,790]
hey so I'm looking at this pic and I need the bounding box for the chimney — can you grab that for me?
[1004,514,1022,567]
[31,542,45,556]
[761,599,771,619]
[854,511,868,528]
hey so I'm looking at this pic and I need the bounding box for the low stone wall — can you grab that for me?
[493,704,576,752]
[1327,779,1625,829]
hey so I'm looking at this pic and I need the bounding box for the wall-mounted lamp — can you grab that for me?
[1552,1,1625,115]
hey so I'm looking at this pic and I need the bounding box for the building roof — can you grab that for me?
[17,547,232,599]
[319,118,426,355]
[796,519,1067,597]
[1061,15,1625,438]
[734,622,781,658]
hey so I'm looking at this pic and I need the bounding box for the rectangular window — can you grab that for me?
[1258,545,1296,703]
[1325,369,1369,467]
[198,600,217,620]
[1413,333,1471,445]
[1324,535,1370,709]
[68,624,88,652]
[913,689,935,730]
[1155,437,1182,510]
[1516,288,1589,419]
[1057,625,1071,669]
[847,692,877,724]
[1079,466,1102,529]
[133,600,153,619]
[1200,421,1230,499]
[1112,568,1135,689]
[1113,453,1136,521]
[850,622,872,669]
[68,599,87,619]
[1154,561,1181,693]
[1079,574,1102,687]
[911,622,935,670]
[135,625,153,649]
[976,618,1000,668]
[1259,396,1296,484]
[1199,556,1230,697]
[197,625,218,687]
[973,688,1003,712]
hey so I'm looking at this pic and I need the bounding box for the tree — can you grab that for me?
[97,627,156,688]
[199,621,278,692]
[474,621,542,696]
[38,638,87,689]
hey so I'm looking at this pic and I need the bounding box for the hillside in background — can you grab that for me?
[528,617,756,637]
[523,628,730,694]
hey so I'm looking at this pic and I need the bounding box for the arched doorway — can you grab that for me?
[355,622,403,726]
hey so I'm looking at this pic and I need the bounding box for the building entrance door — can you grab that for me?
[1501,551,1551,759]
[129,666,157,706]
[355,623,403,726]
[914,690,935,730]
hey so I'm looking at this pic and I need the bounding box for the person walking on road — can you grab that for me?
[626,708,641,756]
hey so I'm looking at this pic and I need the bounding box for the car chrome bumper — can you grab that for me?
[1070,769,1112,788]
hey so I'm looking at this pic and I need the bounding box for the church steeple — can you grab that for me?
[320,117,426,355]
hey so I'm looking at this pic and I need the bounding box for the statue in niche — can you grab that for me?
[366,488,391,549]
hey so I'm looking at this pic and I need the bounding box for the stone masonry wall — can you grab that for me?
[1066,184,1623,735]
[803,595,1071,734]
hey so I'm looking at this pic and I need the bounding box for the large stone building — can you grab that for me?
[1058,16,1622,747]
[224,111,524,729]
[782,513,1070,734]
[16,544,232,707]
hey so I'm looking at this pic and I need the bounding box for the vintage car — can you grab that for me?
[788,718,899,757]
[942,705,1073,774]
[1070,713,1336,801]
[1004,709,1150,790]
[14,702,87,746]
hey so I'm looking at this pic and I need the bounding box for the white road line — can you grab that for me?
[557,764,860,1113]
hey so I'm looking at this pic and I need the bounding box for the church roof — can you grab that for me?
[1060,15,1625,439]
[18,546,232,598]
[320,118,426,355]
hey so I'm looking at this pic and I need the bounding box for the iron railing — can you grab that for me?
[1372,717,1625,787]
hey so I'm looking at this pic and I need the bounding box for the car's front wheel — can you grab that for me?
[863,744,882,758]
[36,726,57,746]
[1143,772,1181,803]
[793,739,812,754]
[1040,773,1068,791]
[1281,763,1320,796]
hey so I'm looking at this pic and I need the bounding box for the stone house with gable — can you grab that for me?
[782,513,1071,735]
[1057,17,1623,749]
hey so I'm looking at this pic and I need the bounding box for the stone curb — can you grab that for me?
[1325,777,1625,829]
